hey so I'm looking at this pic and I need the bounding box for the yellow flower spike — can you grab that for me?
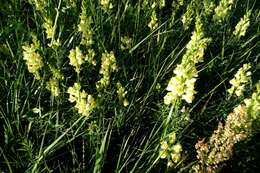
[182,89,196,104]
[123,99,129,107]
[116,82,129,106]
[228,63,252,97]
[171,153,181,163]
[68,47,85,73]
[96,51,118,90]
[30,0,47,12]
[67,83,96,117]
[43,17,54,39]
[87,95,96,107]
[100,0,113,11]
[167,160,174,167]
[85,49,96,65]
[49,66,64,80]
[164,16,210,104]
[181,1,194,30]
[46,77,60,97]
[160,140,169,150]
[169,132,176,144]
[120,36,132,50]
[78,1,94,46]
[233,10,251,39]
[67,83,81,103]
[159,140,168,160]
[173,143,183,153]
[75,98,87,115]
[22,43,44,80]
[159,0,165,9]
[159,149,168,159]
[166,76,185,96]
[148,10,158,30]
[80,90,88,99]
[164,92,178,105]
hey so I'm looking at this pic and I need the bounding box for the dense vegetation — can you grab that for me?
[0,0,259,172]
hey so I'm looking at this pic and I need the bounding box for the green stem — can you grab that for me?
[163,104,175,137]
[50,0,62,45]
[32,116,84,172]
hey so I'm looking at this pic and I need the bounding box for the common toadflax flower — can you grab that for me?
[233,10,251,39]
[67,83,96,117]
[22,36,44,80]
[228,63,252,97]
[96,51,118,90]
[164,16,211,104]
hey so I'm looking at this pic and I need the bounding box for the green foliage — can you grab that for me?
[0,0,259,172]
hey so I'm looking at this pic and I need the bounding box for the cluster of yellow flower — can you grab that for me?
[159,0,166,9]
[228,63,252,97]
[43,17,55,40]
[22,36,44,80]
[68,47,85,74]
[67,83,96,117]
[116,82,129,107]
[64,0,76,9]
[213,0,234,23]
[46,66,64,97]
[164,16,211,104]
[120,36,132,51]
[30,0,56,44]
[30,0,47,12]
[100,0,113,11]
[181,0,195,30]
[159,132,183,167]
[244,82,260,120]
[148,3,158,31]
[46,78,60,97]
[85,49,96,66]
[233,10,252,39]
[78,0,94,47]
[203,0,216,17]
[169,0,184,27]
[96,51,118,90]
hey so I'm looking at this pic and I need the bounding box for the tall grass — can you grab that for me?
[0,0,260,172]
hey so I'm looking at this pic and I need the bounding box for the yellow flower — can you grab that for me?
[100,0,113,11]
[68,47,85,73]
[85,49,96,65]
[171,153,181,163]
[164,16,210,104]
[148,10,158,30]
[164,92,178,105]
[43,18,54,39]
[78,1,94,46]
[96,51,118,90]
[159,149,168,159]
[233,10,251,38]
[173,143,183,153]
[46,77,60,97]
[67,83,96,117]
[169,132,176,144]
[167,160,174,167]
[228,63,251,97]
[160,140,169,150]
[22,43,44,80]
[68,83,81,103]
[120,36,132,50]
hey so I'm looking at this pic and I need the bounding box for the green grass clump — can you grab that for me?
[0,0,260,172]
